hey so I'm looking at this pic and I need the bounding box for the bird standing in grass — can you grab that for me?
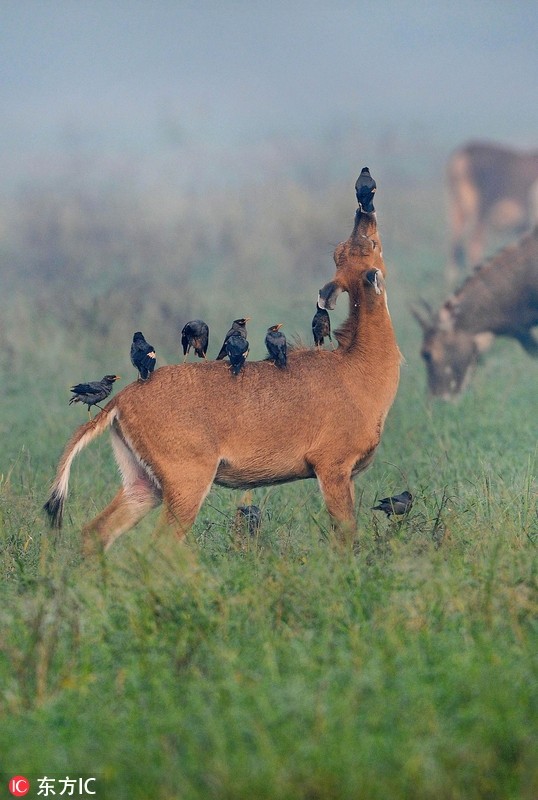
[226,333,249,376]
[372,490,413,519]
[181,319,209,361]
[312,304,334,349]
[235,504,262,536]
[265,323,287,368]
[130,331,156,380]
[69,375,120,419]
[216,317,250,360]
[355,167,377,213]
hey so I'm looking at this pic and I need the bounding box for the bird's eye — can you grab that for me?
[421,350,432,363]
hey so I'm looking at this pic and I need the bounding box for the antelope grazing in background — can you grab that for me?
[446,141,538,283]
[414,225,538,399]
[44,175,401,550]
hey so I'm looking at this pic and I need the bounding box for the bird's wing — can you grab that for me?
[70,381,100,395]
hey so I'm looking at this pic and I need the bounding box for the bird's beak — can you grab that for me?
[115,376,121,380]
[275,323,283,330]
[245,317,252,322]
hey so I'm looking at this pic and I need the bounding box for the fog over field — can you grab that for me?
[1,0,537,188]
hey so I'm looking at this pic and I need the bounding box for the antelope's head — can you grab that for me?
[318,181,385,311]
[412,300,493,399]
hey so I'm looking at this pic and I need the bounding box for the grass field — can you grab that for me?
[0,154,537,799]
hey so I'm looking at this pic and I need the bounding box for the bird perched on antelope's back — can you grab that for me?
[216,317,250,360]
[130,331,156,380]
[355,167,377,213]
[312,304,333,349]
[265,323,287,368]
[69,375,120,418]
[226,332,249,376]
[181,319,209,362]
[372,490,413,518]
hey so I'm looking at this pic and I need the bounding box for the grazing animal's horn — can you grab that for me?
[410,304,431,330]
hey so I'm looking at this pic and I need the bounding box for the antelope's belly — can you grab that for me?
[214,457,315,489]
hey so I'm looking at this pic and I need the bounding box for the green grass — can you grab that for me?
[0,162,537,799]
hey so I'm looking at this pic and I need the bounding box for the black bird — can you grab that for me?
[236,504,262,536]
[355,167,377,213]
[312,303,334,349]
[372,490,413,519]
[181,319,209,362]
[69,375,120,418]
[130,331,156,380]
[216,317,250,360]
[265,323,287,368]
[226,332,249,376]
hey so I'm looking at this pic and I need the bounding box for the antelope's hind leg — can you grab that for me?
[160,459,219,540]
[82,481,161,555]
[82,425,162,554]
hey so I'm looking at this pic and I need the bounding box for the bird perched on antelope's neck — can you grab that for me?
[265,324,287,368]
[226,332,249,376]
[355,167,377,213]
[312,304,333,349]
[372,490,413,519]
[130,331,156,380]
[181,319,209,362]
[216,317,250,360]
[69,375,120,419]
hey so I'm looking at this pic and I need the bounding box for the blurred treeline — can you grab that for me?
[0,125,447,372]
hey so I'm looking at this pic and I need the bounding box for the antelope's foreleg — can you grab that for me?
[82,480,160,554]
[315,469,357,548]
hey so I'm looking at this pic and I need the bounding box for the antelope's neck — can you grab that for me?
[344,284,400,379]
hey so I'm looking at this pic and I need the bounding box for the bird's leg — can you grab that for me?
[183,354,188,363]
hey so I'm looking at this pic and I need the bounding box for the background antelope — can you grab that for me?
[415,225,538,399]
[446,141,538,283]
[44,179,401,551]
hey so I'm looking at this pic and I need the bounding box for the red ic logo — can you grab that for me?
[9,776,30,797]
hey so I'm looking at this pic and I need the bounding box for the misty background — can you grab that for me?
[1,0,537,379]
[2,1,538,184]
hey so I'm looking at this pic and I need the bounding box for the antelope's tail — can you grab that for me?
[43,404,118,528]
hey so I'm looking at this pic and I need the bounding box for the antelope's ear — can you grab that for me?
[318,281,343,310]
[364,268,383,294]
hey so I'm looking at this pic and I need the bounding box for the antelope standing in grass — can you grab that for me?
[44,176,401,550]
[446,141,538,283]
[414,225,538,399]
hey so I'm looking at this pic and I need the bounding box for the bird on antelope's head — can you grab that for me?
[355,167,377,213]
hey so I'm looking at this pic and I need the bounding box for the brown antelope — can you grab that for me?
[44,184,401,550]
[446,141,538,283]
[414,225,538,399]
